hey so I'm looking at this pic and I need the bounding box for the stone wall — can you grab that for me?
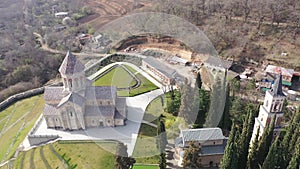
[0,87,44,111]
[28,135,60,146]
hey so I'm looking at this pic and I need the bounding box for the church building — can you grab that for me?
[43,51,126,130]
[250,74,285,145]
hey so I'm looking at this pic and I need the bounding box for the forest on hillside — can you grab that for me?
[0,0,299,102]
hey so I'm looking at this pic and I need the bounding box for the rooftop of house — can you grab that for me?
[181,127,226,143]
[143,57,177,79]
[266,65,294,77]
[205,56,233,69]
[59,51,85,75]
[169,56,189,64]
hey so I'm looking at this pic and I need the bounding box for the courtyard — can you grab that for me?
[92,63,159,96]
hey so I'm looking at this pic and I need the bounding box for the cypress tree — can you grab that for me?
[194,89,210,128]
[247,126,260,169]
[237,110,253,169]
[256,114,276,167]
[261,138,282,169]
[219,84,231,130]
[287,138,300,169]
[196,72,202,89]
[157,117,167,169]
[182,141,202,169]
[159,153,166,169]
[157,118,167,152]
[220,122,238,169]
[281,108,300,168]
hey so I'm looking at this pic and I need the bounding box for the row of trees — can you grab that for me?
[220,107,300,169]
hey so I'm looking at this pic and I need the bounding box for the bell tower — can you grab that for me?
[59,51,86,93]
[250,74,285,146]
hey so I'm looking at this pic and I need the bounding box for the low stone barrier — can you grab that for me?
[28,135,60,146]
[0,87,44,112]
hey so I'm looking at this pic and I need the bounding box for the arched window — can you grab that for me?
[274,103,280,111]
[68,79,72,88]
[63,78,67,86]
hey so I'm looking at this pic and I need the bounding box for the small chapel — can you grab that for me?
[250,74,285,145]
[43,51,126,130]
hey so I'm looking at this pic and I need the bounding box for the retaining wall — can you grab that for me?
[28,135,60,146]
[0,87,45,112]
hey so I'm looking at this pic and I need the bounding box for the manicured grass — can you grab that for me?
[54,142,115,169]
[124,65,138,74]
[143,96,164,124]
[132,124,160,164]
[40,144,65,169]
[0,95,44,162]
[93,66,137,88]
[127,73,158,96]
[33,147,47,169]
[11,142,116,169]
[93,64,159,97]
[133,165,159,169]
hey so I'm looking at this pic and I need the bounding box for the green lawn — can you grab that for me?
[143,96,164,124]
[133,165,159,169]
[0,95,44,162]
[93,64,158,97]
[93,66,137,88]
[54,141,115,169]
[132,123,160,164]
[8,142,116,169]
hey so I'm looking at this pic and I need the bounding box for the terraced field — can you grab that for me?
[0,142,116,169]
[0,95,44,164]
[82,0,152,29]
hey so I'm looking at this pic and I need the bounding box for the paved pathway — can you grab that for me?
[21,61,165,156]
[30,89,163,155]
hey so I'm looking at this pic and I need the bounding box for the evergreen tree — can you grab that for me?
[205,75,226,127]
[237,109,253,169]
[230,78,240,97]
[256,114,276,167]
[196,72,202,89]
[159,153,166,169]
[229,97,244,125]
[165,90,181,115]
[220,122,238,169]
[157,117,167,169]
[261,138,283,169]
[182,141,202,169]
[114,142,136,169]
[219,84,231,130]
[179,78,195,124]
[287,138,300,169]
[282,107,300,168]
[194,89,210,128]
[247,126,260,169]
[157,117,167,152]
